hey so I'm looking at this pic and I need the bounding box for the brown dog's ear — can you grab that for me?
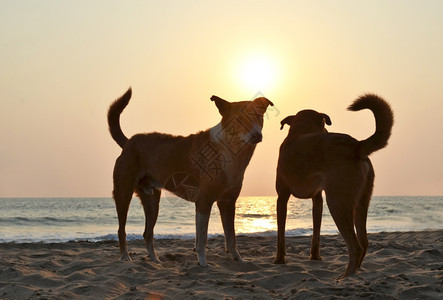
[280,116,296,130]
[211,95,230,116]
[253,97,274,114]
[321,113,332,126]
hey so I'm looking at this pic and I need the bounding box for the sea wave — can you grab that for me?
[0,216,82,226]
[0,196,442,243]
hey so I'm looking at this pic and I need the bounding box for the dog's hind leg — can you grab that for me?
[113,181,135,261]
[195,201,213,267]
[115,197,132,261]
[217,199,242,262]
[136,187,161,263]
[326,192,363,279]
[273,186,291,264]
[354,200,369,269]
[354,167,374,268]
[113,155,140,261]
[310,192,323,260]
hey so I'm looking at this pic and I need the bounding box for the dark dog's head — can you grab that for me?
[210,95,274,145]
[280,110,331,135]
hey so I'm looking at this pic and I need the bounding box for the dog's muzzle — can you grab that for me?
[243,131,263,144]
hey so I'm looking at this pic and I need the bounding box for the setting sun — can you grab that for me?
[237,52,279,92]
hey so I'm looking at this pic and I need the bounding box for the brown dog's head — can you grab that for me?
[280,110,331,135]
[210,95,274,145]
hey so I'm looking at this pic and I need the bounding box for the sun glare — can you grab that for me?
[237,53,279,92]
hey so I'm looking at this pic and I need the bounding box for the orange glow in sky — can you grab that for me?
[1,1,443,197]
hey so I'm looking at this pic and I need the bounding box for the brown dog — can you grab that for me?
[274,94,394,278]
[108,88,273,266]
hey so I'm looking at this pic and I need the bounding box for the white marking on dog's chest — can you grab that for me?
[210,122,223,142]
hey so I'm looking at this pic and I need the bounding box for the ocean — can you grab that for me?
[0,196,442,243]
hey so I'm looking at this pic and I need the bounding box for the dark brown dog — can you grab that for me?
[274,94,394,278]
[108,88,273,266]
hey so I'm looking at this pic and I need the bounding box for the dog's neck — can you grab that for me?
[209,121,256,157]
[285,127,307,138]
[288,125,328,137]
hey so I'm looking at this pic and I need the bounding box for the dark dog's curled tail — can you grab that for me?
[348,94,394,157]
[107,88,132,148]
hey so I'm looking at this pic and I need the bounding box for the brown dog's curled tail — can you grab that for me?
[348,94,394,157]
[107,88,132,148]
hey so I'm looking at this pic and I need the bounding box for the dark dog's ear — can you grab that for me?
[253,97,274,114]
[321,113,332,126]
[211,96,230,116]
[280,116,296,130]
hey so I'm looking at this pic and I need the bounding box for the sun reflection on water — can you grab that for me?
[235,197,275,233]
[232,196,322,235]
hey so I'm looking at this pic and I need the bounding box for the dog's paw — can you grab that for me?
[229,250,243,263]
[233,256,244,263]
[198,261,208,268]
[335,269,357,281]
[309,254,323,261]
[120,253,132,261]
[335,273,348,282]
[273,256,286,264]
[148,255,162,263]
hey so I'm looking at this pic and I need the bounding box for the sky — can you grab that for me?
[1,1,442,197]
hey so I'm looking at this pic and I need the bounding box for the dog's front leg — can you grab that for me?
[195,202,212,267]
[274,190,290,264]
[217,199,242,262]
[310,192,323,260]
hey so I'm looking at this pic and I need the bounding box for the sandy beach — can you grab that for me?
[0,230,441,299]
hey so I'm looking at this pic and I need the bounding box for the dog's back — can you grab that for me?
[280,94,394,169]
[279,132,360,172]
